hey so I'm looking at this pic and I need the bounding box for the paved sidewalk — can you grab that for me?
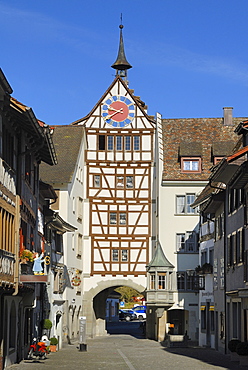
[7,334,248,370]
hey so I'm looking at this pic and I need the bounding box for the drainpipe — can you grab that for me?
[224,187,227,354]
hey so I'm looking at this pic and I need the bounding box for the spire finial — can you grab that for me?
[111,16,132,80]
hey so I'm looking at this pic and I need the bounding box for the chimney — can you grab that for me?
[223,107,233,126]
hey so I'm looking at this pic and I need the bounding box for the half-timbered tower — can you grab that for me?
[72,25,155,337]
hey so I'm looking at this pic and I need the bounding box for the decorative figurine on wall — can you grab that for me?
[32,252,45,275]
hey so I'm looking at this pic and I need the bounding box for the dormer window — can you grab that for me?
[213,157,224,165]
[179,142,202,174]
[181,157,201,173]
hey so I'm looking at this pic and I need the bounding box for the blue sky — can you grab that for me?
[1,0,248,125]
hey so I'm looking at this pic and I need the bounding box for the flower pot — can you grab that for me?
[50,345,57,352]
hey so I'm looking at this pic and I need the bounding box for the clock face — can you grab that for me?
[102,95,135,127]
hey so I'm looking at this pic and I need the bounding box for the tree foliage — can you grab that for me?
[115,286,141,303]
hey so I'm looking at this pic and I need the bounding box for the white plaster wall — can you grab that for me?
[159,183,205,271]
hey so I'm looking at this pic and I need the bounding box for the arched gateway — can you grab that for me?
[82,278,146,337]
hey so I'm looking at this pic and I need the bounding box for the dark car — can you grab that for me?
[119,309,137,322]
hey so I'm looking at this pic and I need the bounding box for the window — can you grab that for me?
[158,273,166,289]
[55,232,63,253]
[126,176,134,188]
[181,157,201,173]
[134,136,140,151]
[186,273,196,290]
[150,273,155,289]
[116,136,122,151]
[176,194,196,214]
[176,234,185,252]
[119,213,127,225]
[214,157,224,165]
[185,231,197,251]
[112,249,118,261]
[125,136,131,151]
[77,234,82,257]
[94,175,101,188]
[121,250,128,261]
[110,213,117,225]
[77,197,83,221]
[117,176,124,187]
[99,135,105,150]
[177,272,185,290]
[110,213,127,225]
[107,136,114,150]
[176,231,198,252]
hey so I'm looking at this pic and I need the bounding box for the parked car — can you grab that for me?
[132,305,146,320]
[119,309,137,322]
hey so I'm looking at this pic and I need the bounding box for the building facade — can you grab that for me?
[157,109,246,343]
[0,68,57,368]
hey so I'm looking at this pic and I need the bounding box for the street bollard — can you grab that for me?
[79,316,87,352]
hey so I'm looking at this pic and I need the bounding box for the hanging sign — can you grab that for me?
[71,275,81,286]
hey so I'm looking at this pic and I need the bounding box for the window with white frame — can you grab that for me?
[121,250,128,261]
[116,176,124,187]
[94,174,101,188]
[119,213,127,224]
[158,273,166,289]
[110,213,117,225]
[150,273,155,289]
[77,233,82,257]
[181,157,201,173]
[112,249,118,261]
[126,176,134,188]
[176,194,196,214]
[176,233,185,252]
[77,197,83,221]
[176,231,198,252]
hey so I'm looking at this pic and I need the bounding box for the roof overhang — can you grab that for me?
[210,163,239,184]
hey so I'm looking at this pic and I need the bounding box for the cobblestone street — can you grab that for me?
[7,322,248,370]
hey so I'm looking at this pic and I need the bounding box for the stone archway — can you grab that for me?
[82,278,146,338]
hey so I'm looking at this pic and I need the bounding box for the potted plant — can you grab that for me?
[19,249,35,274]
[43,319,52,337]
[236,342,248,366]
[228,339,241,361]
[19,249,34,263]
[228,339,241,352]
[49,337,58,352]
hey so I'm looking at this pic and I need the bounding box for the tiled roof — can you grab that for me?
[9,97,57,166]
[227,146,248,162]
[40,125,84,184]
[161,117,246,181]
